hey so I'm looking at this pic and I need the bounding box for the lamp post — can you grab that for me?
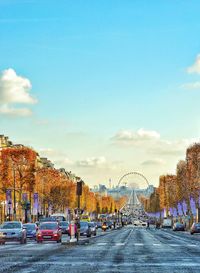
[13,166,16,220]
[8,200,12,221]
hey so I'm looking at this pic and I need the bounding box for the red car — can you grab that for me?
[36,222,62,243]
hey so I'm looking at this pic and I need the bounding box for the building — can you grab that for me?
[40,157,54,169]
[0,135,13,148]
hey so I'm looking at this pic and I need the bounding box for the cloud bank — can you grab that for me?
[0,68,37,116]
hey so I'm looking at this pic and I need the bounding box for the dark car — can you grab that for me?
[80,221,91,237]
[23,223,37,240]
[36,222,62,243]
[39,217,58,223]
[59,221,69,235]
[190,223,200,235]
[88,222,97,236]
[0,221,27,244]
[106,221,113,229]
[96,222,102,229]
[173,222,185,231]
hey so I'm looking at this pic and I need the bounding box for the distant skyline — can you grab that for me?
[1,1,200,187]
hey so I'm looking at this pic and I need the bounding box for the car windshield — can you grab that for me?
[23,224,35,231]
[80,222,88,227]
[40,223,58,230]
[1,222,21,229]
[60,221,69,227]
[195,223,200,227]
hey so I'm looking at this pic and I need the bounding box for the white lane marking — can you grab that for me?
[153,243,161,246]
[134,243,144,246]
[29,261,200,267]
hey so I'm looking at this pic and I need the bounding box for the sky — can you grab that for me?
[0,0,200,188]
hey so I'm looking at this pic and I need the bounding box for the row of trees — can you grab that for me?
[0,145,125,220]
[142,143,200,215]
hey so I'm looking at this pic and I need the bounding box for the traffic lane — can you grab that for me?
[0,227,132,273]
[0,239,66,273]
[124,227,200,272]
[2,227,200,273]
[158,227,200,243]
[12,226,200,273]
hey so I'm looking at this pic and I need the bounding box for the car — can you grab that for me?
[190,223,200,235]
[59,221,69,235]
[88,222,97,236]
[162,218,172,228]
[173,222,185,231]
[36,222,62,243]
[80,221,92,237]
[96,222,102,229]
[106,221,113,229]
[23,223,38,240]
[0,221,27,244]
[39,217,58,223]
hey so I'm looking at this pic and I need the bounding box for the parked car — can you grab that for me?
[23,223,37,240]
[59,221,69,235]
[190,223,200,235]
[88,222,97,236]
[173,222,185,231]
[0,221,27,244]
[36,222,62,243]
[80,221,91,237]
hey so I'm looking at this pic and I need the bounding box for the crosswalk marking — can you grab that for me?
[134,243,144,246]
[115,243,125,246]
[97,243,107,246]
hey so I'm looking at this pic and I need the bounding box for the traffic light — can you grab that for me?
[76,181,83,196]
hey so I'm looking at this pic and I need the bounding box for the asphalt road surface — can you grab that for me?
[1,226,200,272]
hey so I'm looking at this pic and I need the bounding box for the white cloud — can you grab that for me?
[181,82,200,90]
[76,156,107,168]
[112,128,160,144]
[0,104,32,116]
[0,68,37,116]
[112,128,198,156]
[141,159,165,166]
[187,54,200,74]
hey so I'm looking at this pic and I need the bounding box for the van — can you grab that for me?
[162,218,172,228]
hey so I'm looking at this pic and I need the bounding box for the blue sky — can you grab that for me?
[0,0,200,187]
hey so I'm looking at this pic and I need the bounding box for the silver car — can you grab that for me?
[0,221,27,244]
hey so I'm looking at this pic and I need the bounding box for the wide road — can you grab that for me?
[1,226,200,272]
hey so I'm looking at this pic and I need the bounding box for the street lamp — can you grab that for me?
[8,200,12,221]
